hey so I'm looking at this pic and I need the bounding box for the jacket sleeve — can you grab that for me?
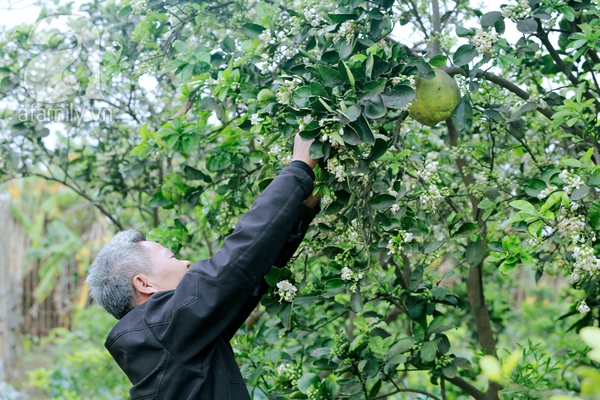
[220,202,319,342]
[143,165,314,363]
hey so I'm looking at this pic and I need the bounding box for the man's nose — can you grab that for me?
[183,260,191,268]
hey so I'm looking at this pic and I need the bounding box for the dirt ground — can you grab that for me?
[5,344,54,399]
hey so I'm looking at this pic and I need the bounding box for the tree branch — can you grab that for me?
[445,376,485,400]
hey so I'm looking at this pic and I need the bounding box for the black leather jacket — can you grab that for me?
[105,163,316,399]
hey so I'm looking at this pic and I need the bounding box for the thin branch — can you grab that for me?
[371,387,442,400]
[445,376,485,400]
[30,173,124,230]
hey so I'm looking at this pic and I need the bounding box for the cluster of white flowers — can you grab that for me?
[275,77,302,105]
[276,280,298,302]
[425,30,455,51]
[390,74,410,86]
[341,267,353,280]
[471,29,498,56]
[106,41,120,56]
[386,231,415,255]
[275,362,301,389]
[450,146,471,159]
[578,300,591,314]
[320,124,345,148]
[572,245,600,282]
[326,157,347,182]
[420,185,445,210]
[537,185,558,199]
[328,21,356,43]
[500,0,530,19]
[321,195,334,208]
[303,7,323,27]
[556,208,586,244]
[417,161,441,184]
[130,0,147,13]
[298,115,314,131]
[258,29,275,45]
[527,94,548,108]
[559,169,585,195]
[250,113,264,126]
[269,143,282,156]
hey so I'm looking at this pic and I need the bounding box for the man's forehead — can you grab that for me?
[139,240,168,253]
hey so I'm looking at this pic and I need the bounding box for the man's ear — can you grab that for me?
[133,274,158,296]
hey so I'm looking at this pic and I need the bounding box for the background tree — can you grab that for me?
[1,0,599,398]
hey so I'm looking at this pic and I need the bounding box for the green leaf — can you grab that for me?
[362,79,387,100]
[588,170,600,187]
[516,19,538,34]
[499,259,518,274]
[454,222,478,237]
[454,96,473,134]
[502,235,521,254]
[386,338,415,361]
[183,165,211,182]
[465,241,484,267]
[583,147,594,163]
[351,290,363,312]
[173,40,188,54]
[313,359,339,370]
[264,267,292,287]
[481,11,503,29]
[297,373,319,394]
[589,200,600,228]
[509,200,536,213]
[243,23,266,38]
[362,95,387,119]
[421,341,438,363]
[424,240,445,254]
[310,82,328,97]
[456,25,475,37]
[280,302,292,330]
[540,190,564,213]
[454,357,472,370]
[292,86,312,108]
[149,192,171,207]
[524,179,547,197]
[571,186,590,201]
[429,55,447,67]
[453,44,478,66]
[562,158,582,168]
[309,141,325,158]
[318,65,343,85]
[368,139,388,161]
[338,59,355,87]
[370,194,396,210]
[381,85,416,109]
[528,220,543,237]
[327,13,358,23]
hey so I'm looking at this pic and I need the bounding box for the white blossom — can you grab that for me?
[341,267,353,281]
[471,29,498,56]
[276,280,298,302]
[578,300,590,314]
[250,113,264,125]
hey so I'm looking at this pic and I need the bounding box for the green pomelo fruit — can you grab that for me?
[257,88,276,107]
[409,69,461,126]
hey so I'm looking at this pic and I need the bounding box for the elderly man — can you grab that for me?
[86,135,320,399]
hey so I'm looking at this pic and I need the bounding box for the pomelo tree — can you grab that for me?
[1,0,599,398]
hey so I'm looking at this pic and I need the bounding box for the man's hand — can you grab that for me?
[303,193,321,209]
[293,134,319,169]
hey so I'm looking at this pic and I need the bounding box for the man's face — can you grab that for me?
[138,241,191,292]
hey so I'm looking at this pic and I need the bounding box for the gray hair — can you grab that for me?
[86,229,152,319]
